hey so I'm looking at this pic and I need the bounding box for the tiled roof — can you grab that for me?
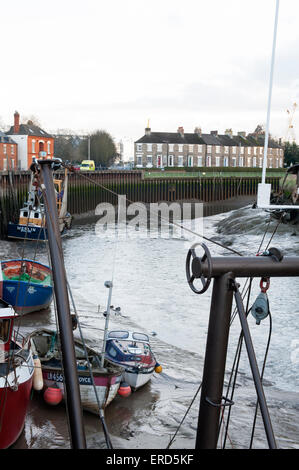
[0,130,17,144]
[6,123,53,138]
[135,131,206,145]
[135,130,282,148]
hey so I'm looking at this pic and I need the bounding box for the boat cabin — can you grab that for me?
[106,330,155,365]
[0,301,16,358]
[19,203,45,227]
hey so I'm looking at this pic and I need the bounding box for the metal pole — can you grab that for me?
[233,284,277,449]
[100,281,113,368]
[262,0,279,184]
[38,160,86,449]
[196,272,234,448]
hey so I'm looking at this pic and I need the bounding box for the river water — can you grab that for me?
[1,198,299,450]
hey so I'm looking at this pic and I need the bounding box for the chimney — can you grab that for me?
[145,118,151,136]
[14,111,20,133]
[237,131,246,137]
[194,127,202,137]
[177,126,184,137]
[210,130,218,136]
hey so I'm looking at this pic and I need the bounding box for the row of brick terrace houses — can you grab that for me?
[134,126,284,169]
[0,111,55,170]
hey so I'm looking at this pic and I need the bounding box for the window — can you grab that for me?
[223,157,228,167]
[224,146,229,154]
[269,158,273,168]
[146,155,152,167]
[0,319,11,342]
[32,140,36,153]
[279,158,283,167]
[157,144,162,152]
[207,145,212,154]
[3,144,7,154]
[11,145,14,155]
[136,143,142,152]
[147,143,152,152]
[168,144,174,152]
[206,156,211,167]
[178,156,183,167]
[259,157,263,168]
[240,146,244,154]
[232,146,236,154]
[216,146,221,154]
[198,156,202,167]
[247,147,251,155]
[247,157,251,167]
[253,157,257,167]
[239,156,244,167]
[232,157,237,167]
[189,145,193,153]
[215,156,220,166]
[198,145,203,153]
[136,156,142,166]
[47,141,51,154]
[276,158,279,168]
[178,144,183,153]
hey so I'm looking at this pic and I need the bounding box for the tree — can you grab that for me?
[283,141,299,166]
[54,136,79,162]
[80,130,117,167]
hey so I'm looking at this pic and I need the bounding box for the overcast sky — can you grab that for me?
[1,0,299,158]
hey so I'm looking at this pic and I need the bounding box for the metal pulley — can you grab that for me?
[251,277,270,325]
[186,243,212,294]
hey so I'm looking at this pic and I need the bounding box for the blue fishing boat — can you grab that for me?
[0,259,53,314]
[7,168,71,241]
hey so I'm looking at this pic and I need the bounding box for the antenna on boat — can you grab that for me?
[100,280,113,368]
[37,159,86,449]
[257,0,299,211]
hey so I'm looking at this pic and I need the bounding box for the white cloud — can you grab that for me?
[1,0,299,156]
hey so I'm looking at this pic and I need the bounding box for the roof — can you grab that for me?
[0,130,17,144]
[6,123,53,138]
[135,132,206,145]
[135,130,283,148]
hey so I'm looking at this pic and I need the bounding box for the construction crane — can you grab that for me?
[285,102,297,142]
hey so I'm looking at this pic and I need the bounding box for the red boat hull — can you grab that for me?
[0,377,33,449]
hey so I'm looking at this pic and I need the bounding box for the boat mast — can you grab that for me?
[37,159,86,449]
[100,280,113,368]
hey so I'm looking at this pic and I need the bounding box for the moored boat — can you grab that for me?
[0,259,53,314]
[105,330,161,391]
[7,167,72,241]
[29,328,123,413]
[0,300,34,448]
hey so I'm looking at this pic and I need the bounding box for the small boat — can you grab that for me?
[7,167,72,241]
[0,259,53,314]
[0,300,34,448]
[29,328,124,413]
[105,330,160,391]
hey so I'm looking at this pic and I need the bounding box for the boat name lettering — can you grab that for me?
[46,372,91,385]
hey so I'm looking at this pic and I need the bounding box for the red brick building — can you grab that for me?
[0,131,18,170]
[6,111,54,170]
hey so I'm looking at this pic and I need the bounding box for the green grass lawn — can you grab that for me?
[144,169,285,178]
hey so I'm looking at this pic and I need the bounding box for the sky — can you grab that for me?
[1,0,299,159]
